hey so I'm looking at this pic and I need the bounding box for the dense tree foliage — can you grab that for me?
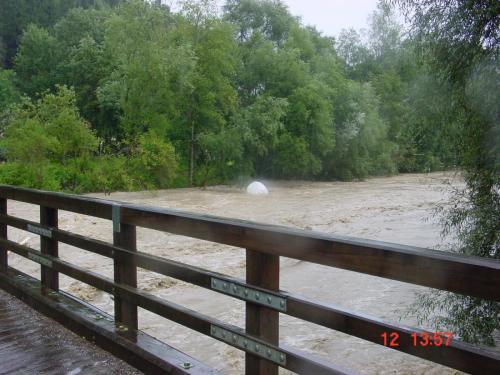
[0,0,122,68]
[0,85,176,192]
[0,69,19,111]
[0,0,463,192]
[0,0,496,348]
[397,0,499,344]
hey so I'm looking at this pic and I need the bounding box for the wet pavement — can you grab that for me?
[0,288,141,375]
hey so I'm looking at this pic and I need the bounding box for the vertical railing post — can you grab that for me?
[0,198,7,269]
[245,249,280,375]
[40,206,58,290]
[113,204,138,332]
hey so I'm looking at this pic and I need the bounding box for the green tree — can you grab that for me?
[325,81,396,180]
[129,130,177,189]
[1,86,98,189]
[236,95,288,176]
[237,95,288,159]
[14,25,60,97]
[0,69,20,112]
[399,70,460,172]
[9,7,117,137]
[225,1,342,179]
[3,85,98,164]
[224,0,294,45]
[397,0,500,344]
[65,37,111,136]
[336,29,375,81]
[0,0,122,68]
[197,126,244,186]
[368,1,402,67]
[177,0,239,186]
[272,133,321,178]
[54,6,110,48]
[99,0,194,140]
[54,8,114,137]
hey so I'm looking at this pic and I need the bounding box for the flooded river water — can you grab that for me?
[7,172,488,374]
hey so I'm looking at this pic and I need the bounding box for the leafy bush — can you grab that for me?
[0,86,178,193]
[272,133,321,178]
[3,85,98,164]
[128,131,177,190]
[0,161,62,191]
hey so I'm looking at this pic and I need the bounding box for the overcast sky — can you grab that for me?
[168,0,382,38]
[282,0,380,37]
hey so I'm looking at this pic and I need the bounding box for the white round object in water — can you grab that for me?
[246,181,269,195]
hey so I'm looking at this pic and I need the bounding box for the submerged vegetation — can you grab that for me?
[0,0,459,191]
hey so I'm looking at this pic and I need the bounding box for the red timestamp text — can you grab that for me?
[380,331,454,347]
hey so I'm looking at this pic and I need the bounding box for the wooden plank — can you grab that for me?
[0,214,113,258]
[120,205,500,302]
[1,215,500,374]
[246,249,280,375]
[1,185,499,302]
[113,222,138,331]
[0,199,6,268]
[40,206,58,290]
[2,238,354,375]
[2,214,500,373]
[0,185,113,219]
[284,294,500,374]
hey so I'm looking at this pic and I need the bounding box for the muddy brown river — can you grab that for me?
[7,172,496,374]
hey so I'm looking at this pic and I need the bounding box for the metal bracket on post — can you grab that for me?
[112,203,121,233]
[211,277,287,312]
[210,325,286,366]
[27,224,52,238]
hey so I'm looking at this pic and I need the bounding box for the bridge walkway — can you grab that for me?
[0,288,140,375]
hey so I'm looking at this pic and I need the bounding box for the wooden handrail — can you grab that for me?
[0,184,499,375]
[0,185,498,301]
[1,238,353,375]
[0,213,497,373]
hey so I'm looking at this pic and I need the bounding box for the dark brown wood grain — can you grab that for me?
[40,206,58,291]
[0,198,6,268]
[2,238,353,375]
[121,204,500,302]
[246,250,280,375]
[113,222,138,332]
[2,185,498,301]
[0,185,113,220]
[1,213,500,373]
[1,185,500,374]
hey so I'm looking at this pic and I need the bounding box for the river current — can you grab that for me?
[10,172,488,374]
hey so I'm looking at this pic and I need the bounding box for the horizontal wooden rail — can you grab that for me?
[1,185,499,302]
[0,185,114,219]
[1,213,499,374]
[1,237,353,375]
[2,185,500,375]
[0,268,223,375]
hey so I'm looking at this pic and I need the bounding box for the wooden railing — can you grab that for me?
[0,185,499,374]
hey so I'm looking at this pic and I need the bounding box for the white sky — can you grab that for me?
[282,0,380,37]
[167,0,382,37]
